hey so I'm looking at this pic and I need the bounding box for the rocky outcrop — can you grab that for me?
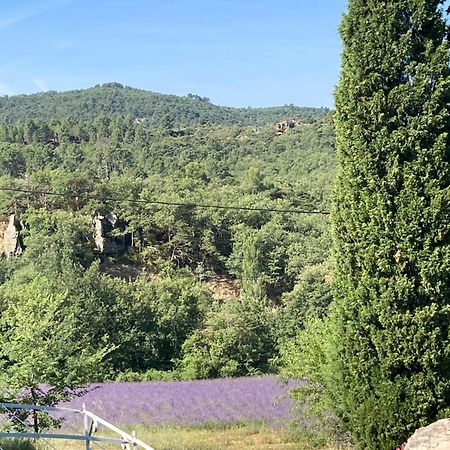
[93,212,131,256]
[275,119,305,134]
[404,419,450,449]
[0,215,23,258]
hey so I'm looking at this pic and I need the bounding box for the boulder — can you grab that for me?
[404,419,450,450]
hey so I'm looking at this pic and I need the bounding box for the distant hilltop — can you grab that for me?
[0,82,330,127]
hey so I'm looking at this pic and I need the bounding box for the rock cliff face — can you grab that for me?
[0,215,23,258]
[0,212,132,260]
[275,119,305,134]
[93,212,131,256]
[404,419,450,450]
[93,212,117,254]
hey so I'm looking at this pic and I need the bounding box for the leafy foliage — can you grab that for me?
[0,440,37,450]
[0,84,336,424]
[285,1,450,449]
[0,83,329,126]
[180,297,277,378]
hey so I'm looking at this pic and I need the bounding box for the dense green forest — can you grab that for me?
[0,83,329,126]
[0,85,335,392]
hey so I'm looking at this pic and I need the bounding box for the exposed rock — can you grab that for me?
[275,119,305,134]
[204,277,240,301]
[1,215,23,258]
[93,212,130,256]
[404,419,450,450]
[93,212,118,254]
[93,215,106,253]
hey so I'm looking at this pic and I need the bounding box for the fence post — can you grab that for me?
[83,403,90,450]
[0,402,155,450]
[132,430,137,450]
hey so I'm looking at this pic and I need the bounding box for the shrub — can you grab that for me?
[180,297,277,379]
[0,440,37,450]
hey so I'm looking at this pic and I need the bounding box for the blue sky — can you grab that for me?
[0,0,348,107]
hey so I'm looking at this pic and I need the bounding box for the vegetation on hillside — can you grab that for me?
[1,1,448,448]
[0,83,329,126]
[0,94,336,421]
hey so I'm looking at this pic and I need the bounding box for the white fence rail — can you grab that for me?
[0,402,155,450]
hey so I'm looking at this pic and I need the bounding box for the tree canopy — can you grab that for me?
[0,83,329,126]
[0,86,336,403]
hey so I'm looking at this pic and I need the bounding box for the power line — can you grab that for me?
[0,187,331,215]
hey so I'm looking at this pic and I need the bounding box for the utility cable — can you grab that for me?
[0,187,330,215]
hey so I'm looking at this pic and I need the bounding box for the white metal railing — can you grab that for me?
[0,402,155,450]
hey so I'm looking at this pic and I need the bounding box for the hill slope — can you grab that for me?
[0,87,336,382]
[0,82,329,126]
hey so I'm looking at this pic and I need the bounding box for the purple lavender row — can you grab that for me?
[61,376,301,427]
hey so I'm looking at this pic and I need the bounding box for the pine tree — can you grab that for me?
[330,0,450,448]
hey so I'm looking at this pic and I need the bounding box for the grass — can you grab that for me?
[0,439,37,450]
[1,424,352,450]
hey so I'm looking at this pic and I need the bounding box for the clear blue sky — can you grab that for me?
[0,0,348,107]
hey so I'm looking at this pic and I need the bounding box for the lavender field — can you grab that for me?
[62,376,300,428]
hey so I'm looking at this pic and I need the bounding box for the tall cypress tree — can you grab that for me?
[331,0,450,448]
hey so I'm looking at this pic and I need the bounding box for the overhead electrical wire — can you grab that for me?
[0,187,331,215]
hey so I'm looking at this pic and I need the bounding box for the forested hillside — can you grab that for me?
[0,83,329,126]
[0,88,336,386]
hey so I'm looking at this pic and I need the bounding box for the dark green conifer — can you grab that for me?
[331,0,450,448]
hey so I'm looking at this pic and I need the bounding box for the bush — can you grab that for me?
[0,440,37,450]
[180,297,277,379]
[115,369,178,382]
[277,261,332,342]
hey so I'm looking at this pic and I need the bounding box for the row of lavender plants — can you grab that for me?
[61,376,300,428]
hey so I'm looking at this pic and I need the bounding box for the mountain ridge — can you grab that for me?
[0,82,330,126]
